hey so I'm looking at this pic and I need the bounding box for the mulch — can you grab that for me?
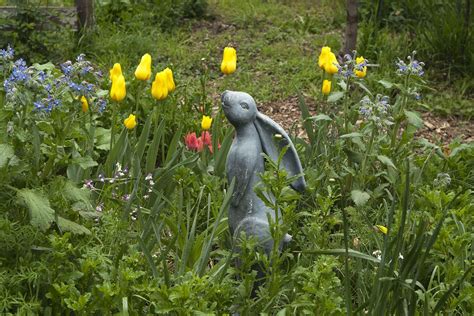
[255,96,473,146]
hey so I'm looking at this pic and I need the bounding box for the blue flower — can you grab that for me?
[0,45,14,60]
[61,61,73,76]
[97,99,107,112]
[76,54,86,62]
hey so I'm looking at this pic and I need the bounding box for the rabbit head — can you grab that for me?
[221,90,257,126]
[221,90,306,193]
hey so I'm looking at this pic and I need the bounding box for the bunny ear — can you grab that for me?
[254,112,306,192]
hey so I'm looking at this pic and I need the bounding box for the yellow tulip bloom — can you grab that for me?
[134,54,152,81]
[220,47,237,75]
[151,71,168,100]
[324,52,339,75]
[164,67,175,92]
[110,74,126,102]
[355,56,367,78]
[318,46,331,69]
[322,79,331,95]
[201,115,212,130]
[109,63,122,82]
[80,96,88,113]
[375,225,388,235]
[124,114,137,130]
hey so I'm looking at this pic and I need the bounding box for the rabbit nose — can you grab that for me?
[221,90,229,102]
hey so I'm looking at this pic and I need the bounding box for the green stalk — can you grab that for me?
[342,207,353,316]
[109,101,117,154]
[390,73,410,149]
[343,77,352,134]
[360,124,377,187]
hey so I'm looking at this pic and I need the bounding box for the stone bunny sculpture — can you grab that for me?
[221,90,306,256]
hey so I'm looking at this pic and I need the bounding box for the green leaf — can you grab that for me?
[351,190,370,206]
[136,114,152,162]
[378,80,394,89]
[95,127,111,150]
[340,132,363,139]
[36,121,54,134]
[404,110,423,128]
[327,91,345,103]
[71,156,98,170]
[17,189,55,231]
[309,114,332,122]
[0,144,15,168]
[304,248,381,263]
[354,81,373,96]
[57,217,91,235]
[377,155,397,169]
[146,119,165,173]
[61,180,92,209]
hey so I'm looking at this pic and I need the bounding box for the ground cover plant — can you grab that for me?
[0,0,473,314]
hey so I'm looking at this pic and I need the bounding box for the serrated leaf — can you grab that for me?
[327,91,345,103]
[404,110,423,128]
[0,144,15,168]
[309,114,332,122]
[377,155,397,169]
[57,217,91,235]
[18,189,55,231]
[62,181,92,209]
[351,190,370,206]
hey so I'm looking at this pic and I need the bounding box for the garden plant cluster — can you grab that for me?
[0,0,473,315]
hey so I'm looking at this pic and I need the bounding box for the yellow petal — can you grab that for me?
[151,71,168,101]
[318,46,331,69]
[164,67,175,92]
[201,115,212,130]
[124,114,137,130]
[110,74,126,102]
[322,79,331,95]
[375,225,388,235]
[221,47,237,75]
[135,54,152,81]
[80,96,89,113]
[109,63,122,82]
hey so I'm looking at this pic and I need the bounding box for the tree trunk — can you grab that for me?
[343,0,358,56]
[75,0,94,30]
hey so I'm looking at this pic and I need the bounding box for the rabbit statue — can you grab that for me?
[221,90,306,257]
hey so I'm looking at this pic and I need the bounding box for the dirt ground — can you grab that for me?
[255,96,474,145]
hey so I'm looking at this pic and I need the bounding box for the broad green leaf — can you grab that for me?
[309,114,332,122]
[95,127,111,150]
[404,110,423,128]
[17,189,55,231]
[71,156,98,169]
[36,121,54,134]
[297,93,315,143]
[378,80,394,89]
[136,114,152,162]
[354,81,373,96]
[327,91,345,103]
[57,217,91,235]
[351,190,370,206]
[0,144,15,168]
[61,180,92,209]
[146,119,165,173]
[165,127,182,165]
[377,155,397,169]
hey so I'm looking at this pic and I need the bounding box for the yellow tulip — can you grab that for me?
[318,46,331,69]
[164,67,175,92]
[134,54,152,81]
[151,71,168,100]
[375,225,388,235]
[110,74,126,102]
[109,63,122,82]
[324,52,339,75]
[322,79,331,95]
[80,96,88,113]
[124,114,137,130]
[201,115,212,130]
[355,56,367,78]
[220,47,237,75]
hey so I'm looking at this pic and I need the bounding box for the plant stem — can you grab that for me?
[360,124,376,187]
[343,77,352,134]
[342,207,352,316]
[390,73,410,149]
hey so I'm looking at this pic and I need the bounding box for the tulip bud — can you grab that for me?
[134,54,152,81]
[375,225,388,235]
[80,96,89,113]
[355,56,367,78]
[322,79,331,95]
[151,71,168,101]
[318,46,331,69]
[109,63,122,82]
[220,47,237,75]
[164,67,175,92]
[201,115,212,130]
[124,114,137,130]
[110,74,126,102]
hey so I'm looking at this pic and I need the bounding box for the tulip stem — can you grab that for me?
[110,101,117,153]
